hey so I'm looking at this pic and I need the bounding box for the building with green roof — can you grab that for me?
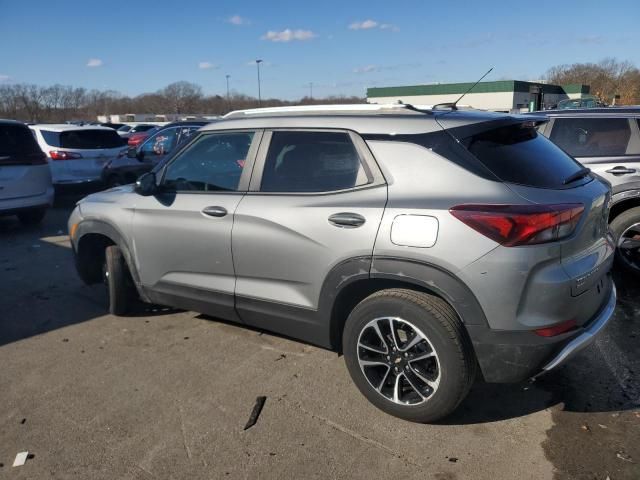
[367,80,590,112]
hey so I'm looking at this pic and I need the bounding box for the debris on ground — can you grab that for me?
[12,452,29,467]
[580,424,591,432]
[244,396,267,430]
[616,451,633,463]
[448,457,459,463]
[20,418,26,424]
[274,354,286,361]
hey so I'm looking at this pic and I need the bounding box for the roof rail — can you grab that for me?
[223,103,435,118]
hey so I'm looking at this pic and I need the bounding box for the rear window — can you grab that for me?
[41,129,124,149]
[464,123,584,188]
[0,124,42,155]
[550,118,635,157]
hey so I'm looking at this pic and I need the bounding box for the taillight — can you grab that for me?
[49,150,83,161]
[450,203,584,247]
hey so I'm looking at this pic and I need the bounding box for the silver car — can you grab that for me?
[536,107,640,275]
[29,124,126,185]
[68,105,616,422]
[0,119,53,224]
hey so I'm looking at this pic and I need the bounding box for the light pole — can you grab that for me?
[256,59,263,107]
[225,74,231,110]
[309,82,313,100]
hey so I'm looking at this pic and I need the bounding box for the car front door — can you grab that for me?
[131,129,261,321]
[231,129,387,345]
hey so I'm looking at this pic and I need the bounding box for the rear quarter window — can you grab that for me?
[0,124,42,155]
[464,123,584,188]
[549,118,636,157]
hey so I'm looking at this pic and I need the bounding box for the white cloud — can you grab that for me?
[0,74,10,82]
[87,58,103,67]
[227,15,250,26]
[262,29,317,42]
[349,20,398,31]
[379,23,399,31]
[198,61,217,69]
[349,19,378,30]
[353,65,379,74]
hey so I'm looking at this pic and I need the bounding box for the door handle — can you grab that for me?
[328,212,366,228]
[202,206,228,217]
[606,166,636,175]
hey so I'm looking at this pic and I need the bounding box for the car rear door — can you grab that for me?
[231,129,387,345]
[546,116,640,190]
[131,129,261,322]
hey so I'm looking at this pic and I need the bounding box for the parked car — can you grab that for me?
[69,104,615,423]
[534,107,640,275]
[29,124,127,186]
[101,121,206,187]
[0,119,54,224]
[128,126,160,148]
[100,122,126,130]
[117,124,157,140]
[556,95,605,110]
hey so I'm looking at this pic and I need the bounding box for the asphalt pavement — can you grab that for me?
[0,192,638,480]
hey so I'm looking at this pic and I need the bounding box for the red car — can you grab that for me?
[128,127,159,147]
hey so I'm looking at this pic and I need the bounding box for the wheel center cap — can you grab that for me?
[393,355,402,365]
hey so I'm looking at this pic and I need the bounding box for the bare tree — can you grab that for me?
[160,81,203,114]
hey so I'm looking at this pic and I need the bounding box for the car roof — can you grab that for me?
[29,123,115,132]
[0,119,28,126]
[163,120,210,128]
[531,107,640,117]
[202,104,519,135]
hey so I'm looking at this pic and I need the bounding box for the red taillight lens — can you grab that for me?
[450,204,584,247]
[534,319,577,337]
[49,150,83,161]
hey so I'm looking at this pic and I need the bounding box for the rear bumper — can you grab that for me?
[0,187,54,214]
[467,279,616,383]
[536,283,616,375]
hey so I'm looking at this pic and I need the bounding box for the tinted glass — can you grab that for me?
[41,129,124,149]
[163,132,254,192]
[465,124,583,188]
[0,124,42,155]
[550,118,632,156]
[261,131,368,192]
[140,128,179,157]
[132,125,156,133]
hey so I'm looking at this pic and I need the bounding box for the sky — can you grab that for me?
[1,0,639,100]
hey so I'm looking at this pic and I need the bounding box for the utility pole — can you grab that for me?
[309,82,313,100]
[225,74,231,110]
[256,59,263,107]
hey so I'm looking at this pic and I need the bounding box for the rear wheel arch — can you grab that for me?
[324,256,488,352]
[609,193,640,223]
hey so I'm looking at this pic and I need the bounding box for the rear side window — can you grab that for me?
[464,124,583,188]
[41,129,124,149]
[260,131,368,192]
[550,118,634,157]
[0,124,41,155]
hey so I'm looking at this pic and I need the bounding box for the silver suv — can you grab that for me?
[536,107,640,275]
[68,105,616,422]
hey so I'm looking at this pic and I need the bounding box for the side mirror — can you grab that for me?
[135,172,158,196]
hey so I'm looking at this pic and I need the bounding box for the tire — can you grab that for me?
[610,206,640,276]
[17,207,47,225]
[343,288,476,423]
[103,245,135,315]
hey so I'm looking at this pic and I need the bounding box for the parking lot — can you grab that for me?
[0,191,639,480]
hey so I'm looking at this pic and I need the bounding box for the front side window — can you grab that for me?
[163,132,254,192]
[260,131,368,192]
[550,118,633,157]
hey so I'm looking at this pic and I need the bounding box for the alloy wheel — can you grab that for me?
[617,222,640,273]
[357,317,440,406]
